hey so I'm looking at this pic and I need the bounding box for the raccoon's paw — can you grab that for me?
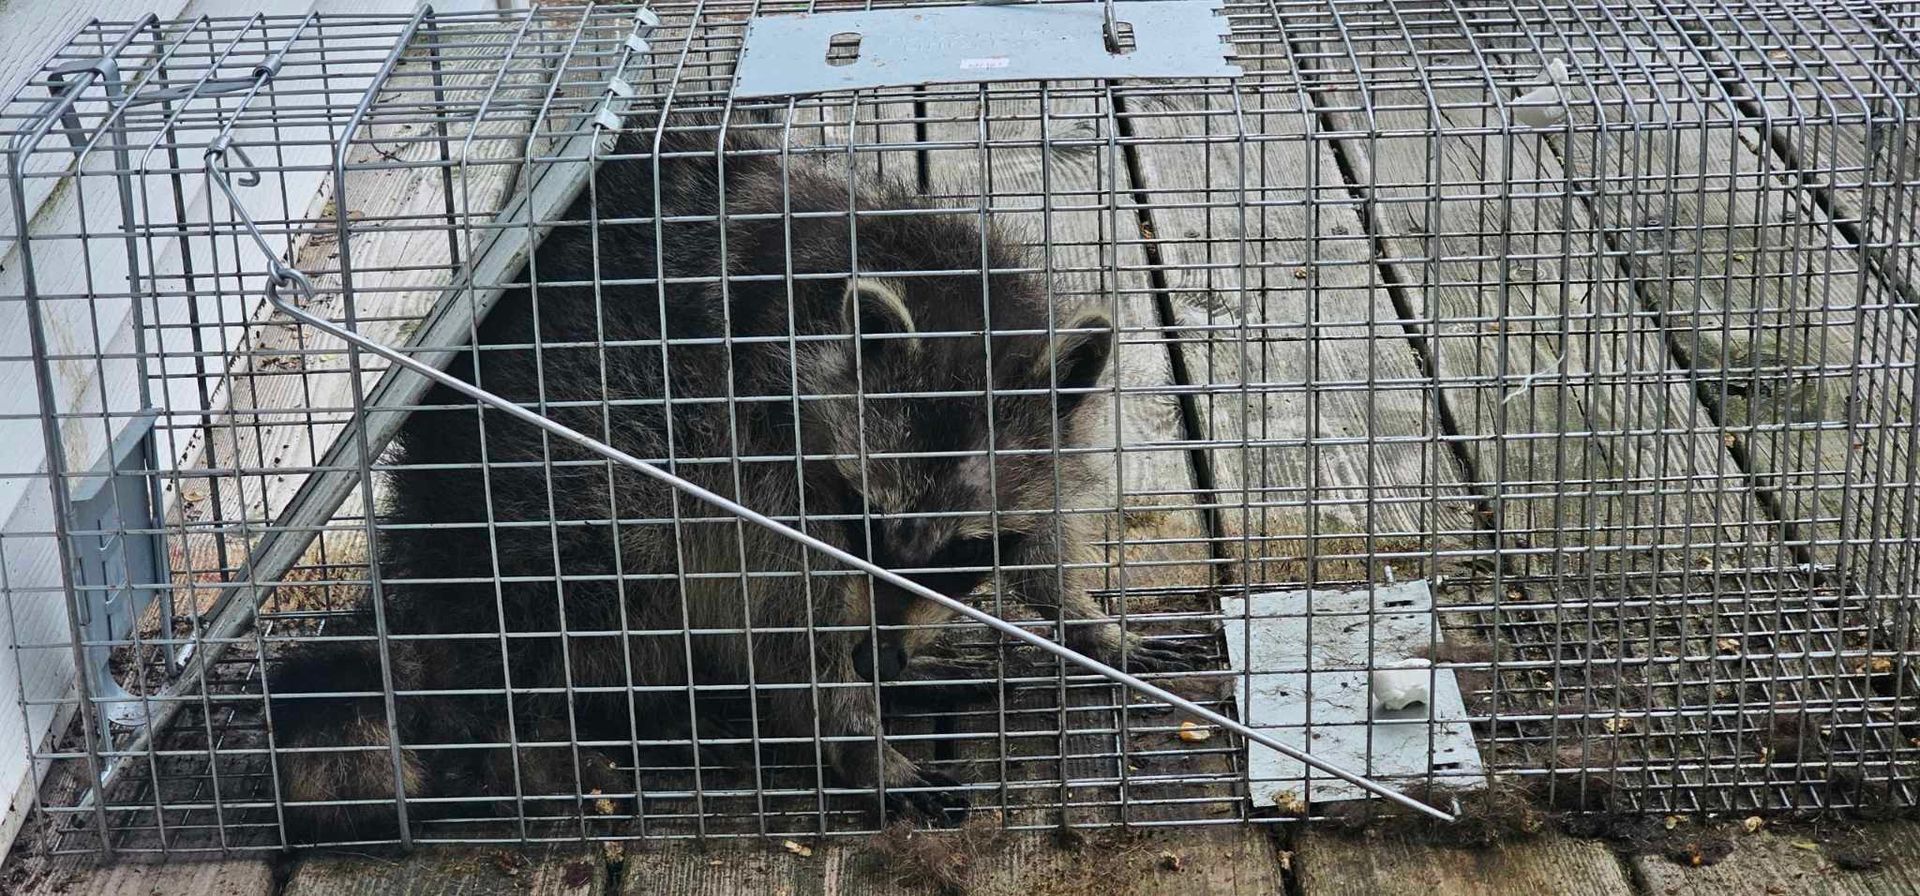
[1118,634,1210,674]
[883,766,970,828]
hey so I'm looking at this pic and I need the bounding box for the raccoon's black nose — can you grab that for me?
[854,636,909,682]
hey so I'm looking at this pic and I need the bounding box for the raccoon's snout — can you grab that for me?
[853,635,910,682]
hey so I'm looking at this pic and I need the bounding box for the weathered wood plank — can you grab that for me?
[618,829,1281,896]
[284,847,605,896]
[620,843,814,896]
[1633,823,1920,896]
[14,857,276,896]
[1705,7,1920,302]
[1120,80,1483,582]
[1294,829,1633,896]
[1466,22,1920,798]
[1308,40,1771,576]
[1522,27,1920,575]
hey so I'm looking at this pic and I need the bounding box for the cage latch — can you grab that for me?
[732,0,1240,98]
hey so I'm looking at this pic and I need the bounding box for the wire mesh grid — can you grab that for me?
[0,0,1916,858]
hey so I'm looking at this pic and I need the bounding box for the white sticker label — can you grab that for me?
[959,56,1011,70]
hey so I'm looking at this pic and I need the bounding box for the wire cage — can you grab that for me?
[1,0,1917,858]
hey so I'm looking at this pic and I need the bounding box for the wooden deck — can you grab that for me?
[8,3,1918,895]
[19,818,1920,896]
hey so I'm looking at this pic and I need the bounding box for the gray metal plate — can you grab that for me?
[1220,581,1486,807]
[732,1,1240,98]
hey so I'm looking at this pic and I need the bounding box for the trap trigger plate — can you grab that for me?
[731,0,1240,99]
[1221,580,1486,808]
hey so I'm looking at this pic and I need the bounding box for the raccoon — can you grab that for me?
[265,112,1201,841]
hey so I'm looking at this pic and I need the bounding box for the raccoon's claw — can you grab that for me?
[1121,636,1209,674]
[884,768,970,828]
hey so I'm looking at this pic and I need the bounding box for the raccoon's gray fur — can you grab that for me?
[265,113,1198,841]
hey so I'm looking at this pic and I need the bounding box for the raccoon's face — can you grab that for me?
[799,274,1114,681]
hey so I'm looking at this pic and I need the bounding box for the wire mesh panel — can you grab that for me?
[0,0,1916,860]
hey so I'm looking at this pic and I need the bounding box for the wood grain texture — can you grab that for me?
[14,857,275,896]
[1293,829,1632,896]
[1523,29,1920,574]
[1308,41,1771,575]
[1702,11,1920,304]
[618,828,1280,896]
[1119,79,1481,584]
[1633,824,1920,896]
[284,847,605,896]
[620,843,813,896]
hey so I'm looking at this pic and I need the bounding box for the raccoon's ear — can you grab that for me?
[842,276,919,357]
[1045,308,1114,416]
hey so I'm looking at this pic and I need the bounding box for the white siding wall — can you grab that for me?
[0,0,497,856]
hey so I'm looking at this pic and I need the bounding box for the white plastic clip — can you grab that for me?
[1511,58,1573,127]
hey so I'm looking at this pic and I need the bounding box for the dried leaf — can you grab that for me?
[1663,815,1681,830]
[1178,721,1212,743]
[1666,839,1734,867]
[1856,656,1895,675]
[1716,637,1740,652]
[1603,715,1635,734]
[1790,841,1820,851]
[782,839,814,858]
[1743,816,1764,834]
[1158,851,1184,871]
[1272,790,1307,815]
